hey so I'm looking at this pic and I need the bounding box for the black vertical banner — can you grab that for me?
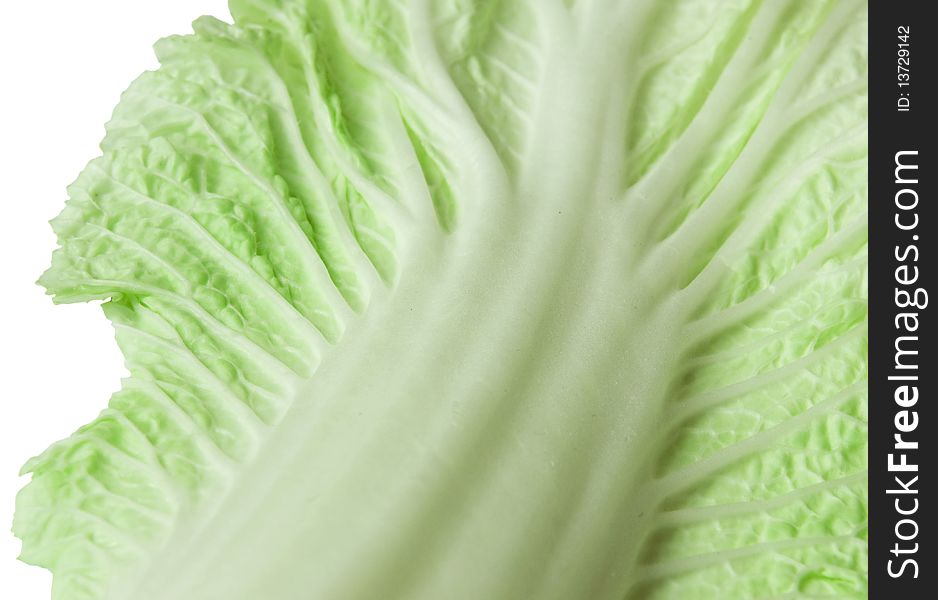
[869,1,934,597]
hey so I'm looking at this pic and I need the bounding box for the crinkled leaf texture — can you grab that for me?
[15,0,867,598]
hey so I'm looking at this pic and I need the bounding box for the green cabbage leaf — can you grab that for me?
[15,0,868,598]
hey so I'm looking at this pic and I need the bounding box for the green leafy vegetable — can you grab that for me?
[15,0,868,598]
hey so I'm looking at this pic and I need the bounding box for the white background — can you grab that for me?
[0,2,231,597]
